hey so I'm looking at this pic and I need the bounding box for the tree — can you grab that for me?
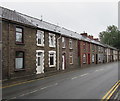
[99,25,120,49]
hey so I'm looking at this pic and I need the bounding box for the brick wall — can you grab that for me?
[59,36,79,70]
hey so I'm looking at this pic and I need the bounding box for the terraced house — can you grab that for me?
[1,7,37,80]
[1,7,119,81]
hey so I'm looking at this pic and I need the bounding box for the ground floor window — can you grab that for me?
[49,51,56,67]
[83,54,86,64]
[69,53,73,64]
[15,51,24,69]
[92,54,95,63]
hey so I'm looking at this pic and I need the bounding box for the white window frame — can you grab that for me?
[49,51,56,67]
[69,53,73,64]
[36,30,44,46]
[49,33,56,47]
[62,37,65,48]
[83,54,86,64]
[69,39,72,49]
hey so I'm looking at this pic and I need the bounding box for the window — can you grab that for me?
[98,46,101,52]
[92,45,95,52]
[83,54,86,64]
[69,53,73,64]
[49,51,56,67]
[88,44,90,52]
[15,51,24,69]
[62,37,65,48]
[49,33,55,47]
[16,27,23,43]
[92,54,95,63]
[0,21,1,42]
[37,30,44,46]
[83,42,86,51]
[69,39,72,49]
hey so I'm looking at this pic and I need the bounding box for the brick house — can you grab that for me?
[0,17,2,80]
[78,33,92,67]
[59,28,80,70]
[1,7,37,80]
[17,12,62,74]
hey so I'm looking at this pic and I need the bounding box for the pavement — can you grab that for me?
[1,62,119,100]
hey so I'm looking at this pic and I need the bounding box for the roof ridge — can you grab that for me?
[17,11,62,28]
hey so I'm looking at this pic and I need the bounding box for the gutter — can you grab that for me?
[57,35,61,70]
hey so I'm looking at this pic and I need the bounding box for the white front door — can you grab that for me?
[62,55,65,70]
[36,50,44,74]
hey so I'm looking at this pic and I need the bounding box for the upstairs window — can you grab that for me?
[16,27,23,43]
[15,51,24,69]
[62,37,65,48]
[69,39,72,49]
[88,44,90,52]
[98,46,101,52]
[83,42,86,51]
[37,30,44,46]
[49,33,55,47]
[92,45,95,52]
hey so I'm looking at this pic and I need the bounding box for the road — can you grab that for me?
[2,62,119,99]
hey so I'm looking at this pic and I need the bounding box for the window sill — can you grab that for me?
[49,65,56,67]
[37,44,44,47]
[62,47,66,49]
[15,43,25,45]
[69,48,73,50]
[49,46,56,48]
[14,69,26,72]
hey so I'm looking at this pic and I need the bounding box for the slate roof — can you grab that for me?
[0,7,35,27]
[0,6,118,50]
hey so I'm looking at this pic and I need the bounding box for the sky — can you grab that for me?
[1,0,118,38]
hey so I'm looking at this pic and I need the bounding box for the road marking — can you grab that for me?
[71,73,89,80]
[10,83,58,99]
[101,80,120,101]
[106,84,119,100]
[71,77,78,80]
[1,78,44,89]
[80,73,89,77]
[1,69,78,89]
[95,69,104,72]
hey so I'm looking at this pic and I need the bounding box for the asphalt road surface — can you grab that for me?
[2,62,119,99]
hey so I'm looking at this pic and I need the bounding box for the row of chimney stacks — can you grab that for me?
[80,32,99,41]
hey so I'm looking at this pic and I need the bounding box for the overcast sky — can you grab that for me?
[1,1,118,38]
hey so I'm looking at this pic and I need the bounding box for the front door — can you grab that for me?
[88,54,90,64]
[62,55,65,70]
[96,54,98,64]
[36,50,44,74]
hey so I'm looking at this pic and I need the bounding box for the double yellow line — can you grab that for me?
[101,80,120,101]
